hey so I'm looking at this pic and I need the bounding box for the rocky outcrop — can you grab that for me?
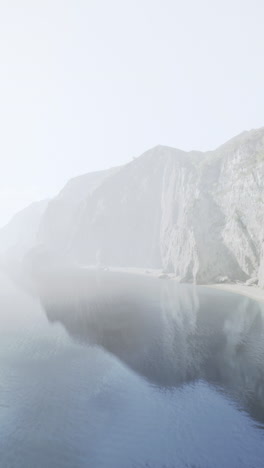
[160,129,264,284]
[60,128,263,286]
[1,128,264,286]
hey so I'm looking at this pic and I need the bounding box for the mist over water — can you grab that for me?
[0,267,264,468]
[0,2,263,467]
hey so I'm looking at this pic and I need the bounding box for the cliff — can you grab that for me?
[0,200,48,262]
[1,128,264,286]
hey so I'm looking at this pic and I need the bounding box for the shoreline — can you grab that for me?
[105,266,264,304]
[5,262,262,306]
[205,283,264,304]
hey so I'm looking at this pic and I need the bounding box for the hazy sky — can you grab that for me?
[0,0,264,227]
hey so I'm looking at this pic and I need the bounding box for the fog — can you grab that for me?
[0,3,264,466]
[1,0,264,226]
[39,269,264,424]
[1,265,264,467]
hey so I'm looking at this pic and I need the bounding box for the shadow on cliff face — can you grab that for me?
[35,268,264,427]
[190,188,248,284]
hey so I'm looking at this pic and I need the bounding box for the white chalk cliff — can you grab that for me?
[1,128,264,286]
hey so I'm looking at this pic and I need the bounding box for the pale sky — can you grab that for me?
[0,0,264,227]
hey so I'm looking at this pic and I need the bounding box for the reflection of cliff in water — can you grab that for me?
[37,268,264,426]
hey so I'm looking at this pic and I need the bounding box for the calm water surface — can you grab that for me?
[0,268,264,468]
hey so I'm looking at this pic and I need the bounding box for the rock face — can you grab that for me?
[38,167,120,254]
[1,127,264,286]
[0,200,48,262]
[43,128,262,286]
